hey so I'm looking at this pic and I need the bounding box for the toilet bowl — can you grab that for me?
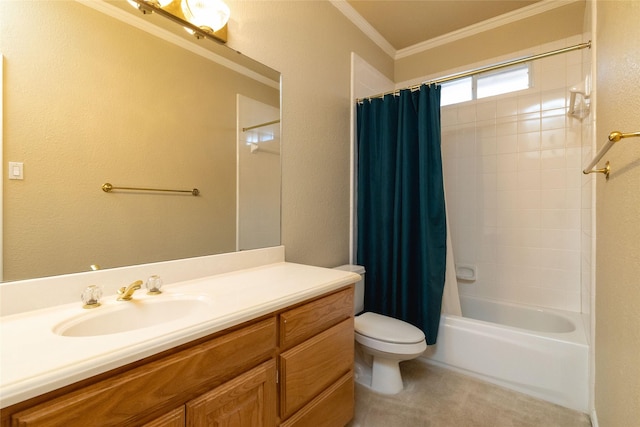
[334,265,427,395]
[354,312,427,394]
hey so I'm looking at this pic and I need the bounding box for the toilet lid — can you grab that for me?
[355,312,425,344]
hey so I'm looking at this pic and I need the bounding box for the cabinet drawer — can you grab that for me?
[279,286,353,350]
[279,318,354,419]
[11,318,276,426]
[280,372,354,427]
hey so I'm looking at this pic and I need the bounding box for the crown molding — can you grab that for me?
[396,0,581,59]
[332,0,581,61]
[329,0,396,58]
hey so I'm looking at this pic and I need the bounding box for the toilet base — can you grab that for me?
[371,357,403,394]
[354,344,406,395]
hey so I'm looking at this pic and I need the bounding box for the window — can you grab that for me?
[441,63,531,106]
[440,77,472,106]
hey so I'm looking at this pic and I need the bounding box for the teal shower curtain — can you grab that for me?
[356,85,446,345]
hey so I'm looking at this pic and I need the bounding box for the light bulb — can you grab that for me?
[182,0,230,33]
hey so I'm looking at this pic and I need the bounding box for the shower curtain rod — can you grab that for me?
[357,41,591,102]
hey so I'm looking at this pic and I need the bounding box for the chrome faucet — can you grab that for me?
[117,280,143,301]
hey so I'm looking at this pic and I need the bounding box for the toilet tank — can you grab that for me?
[333,264,365,315]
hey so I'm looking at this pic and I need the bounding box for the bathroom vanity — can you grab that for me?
[0,248,359,426]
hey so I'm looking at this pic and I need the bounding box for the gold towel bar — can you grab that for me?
[583,130,640,179]
[242,119,280,132]
[102,183,200,196]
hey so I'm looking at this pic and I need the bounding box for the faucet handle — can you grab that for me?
[81,285,103,309]
[145,275,163,295]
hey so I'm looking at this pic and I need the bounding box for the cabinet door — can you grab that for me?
[186,360,276,427]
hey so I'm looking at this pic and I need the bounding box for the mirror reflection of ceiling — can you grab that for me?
[345,0,542,50]
[0,0,280,282]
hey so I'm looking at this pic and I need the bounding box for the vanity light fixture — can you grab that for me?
[128,0,229,43]
[127,0,173,14]
[182,0,230,37]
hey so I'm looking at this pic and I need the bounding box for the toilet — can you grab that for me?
[334,265,427,394]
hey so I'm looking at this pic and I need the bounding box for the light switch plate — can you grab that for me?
[9,162,24,180]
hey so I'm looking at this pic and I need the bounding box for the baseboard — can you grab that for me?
[590,408,598,427]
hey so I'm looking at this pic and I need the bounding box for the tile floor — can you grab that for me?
[346,360,592,427]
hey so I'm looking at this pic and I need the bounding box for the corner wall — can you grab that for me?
[225,0,394,267]
[593,1,640,424]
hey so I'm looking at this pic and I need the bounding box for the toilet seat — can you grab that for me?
[354,312,427,356]
[355,312,425,344]
[355,332,427,356]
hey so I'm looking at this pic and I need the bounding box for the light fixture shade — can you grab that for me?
[127,0,173,10]
[181,0,230,32]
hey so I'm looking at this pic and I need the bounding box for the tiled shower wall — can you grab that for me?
[440,36,590,312]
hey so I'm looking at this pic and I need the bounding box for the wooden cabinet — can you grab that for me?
[278,287,355,426]
[9,318,277,426]
[2,286,354,427]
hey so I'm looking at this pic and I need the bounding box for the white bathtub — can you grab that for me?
[422,295,589,412]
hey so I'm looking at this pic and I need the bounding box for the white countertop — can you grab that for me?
[0,262,360,408]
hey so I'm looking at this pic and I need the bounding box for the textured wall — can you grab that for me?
[224,1,393,267]
[594,1,640,424]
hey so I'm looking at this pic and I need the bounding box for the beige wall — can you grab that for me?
[395,1,585,83]
[223,0,393,266]
[1,1,278,280]
[2,0,394,278]
[594,1,640,424]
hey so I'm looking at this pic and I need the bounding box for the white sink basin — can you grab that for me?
[53,295,213,337]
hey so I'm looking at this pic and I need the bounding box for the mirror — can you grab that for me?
[0,0,281,282]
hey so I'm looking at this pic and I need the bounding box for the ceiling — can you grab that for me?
[344,0,542,51]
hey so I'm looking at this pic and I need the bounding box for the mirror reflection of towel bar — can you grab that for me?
[242,119,280,132]
[102,183,200,196]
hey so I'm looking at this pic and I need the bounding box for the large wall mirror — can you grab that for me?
[0,0,281,282]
